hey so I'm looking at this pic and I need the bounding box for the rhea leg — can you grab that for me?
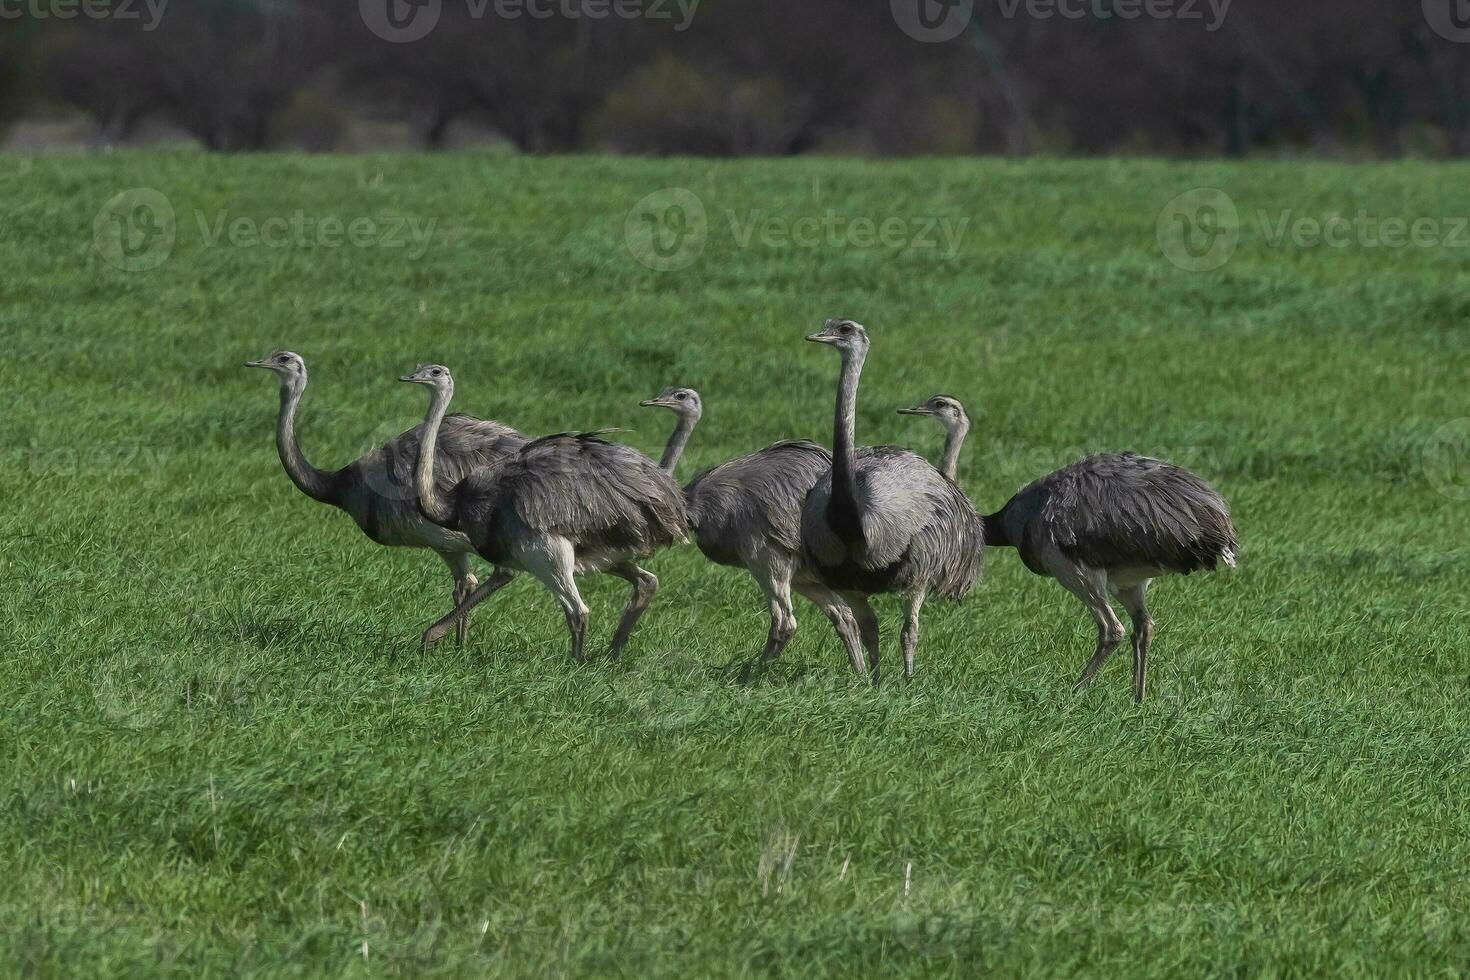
[1114,580,1154,704]
[1057,563,1126,694]
[751,558,798,664]
[606,562,659,660]
[422,567,515,649]
[900,589,927,681]
[439,551,479,647]
[520,538,589,663]
[794,582,864,675]
[845,593,882,685]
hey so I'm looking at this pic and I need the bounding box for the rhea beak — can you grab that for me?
[244,359,268,369]
[639,399,660,408]
[398,375,420,383]
[805,333,834,344]
[897,407,933,416]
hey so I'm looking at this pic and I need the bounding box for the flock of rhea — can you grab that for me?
[247,318,1237,702]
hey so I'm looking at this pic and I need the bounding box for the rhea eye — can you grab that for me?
[277,355,290,363]
[840,325,852,335]
[431,369,442,377]
[675,392,687,400]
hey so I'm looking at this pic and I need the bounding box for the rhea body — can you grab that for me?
[403,364,686,660]
[800,320,983,682]
[900,393,1237,703]
[639,387,863,668]
[245,351,526,644]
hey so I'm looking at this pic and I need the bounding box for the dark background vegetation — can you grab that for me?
[3,0,1470,157]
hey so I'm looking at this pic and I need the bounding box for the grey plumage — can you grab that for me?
[682,439,832,567]
[801,320,984,683]
[342,415,528,548]
[905,391,1237,703]
[989,452,1238,579]
[641,386,863,667]
[246,350,526,645]
[404,365,686,661]
[994,454,1237,703]
[451,431,687,566]
[802,445,983,601]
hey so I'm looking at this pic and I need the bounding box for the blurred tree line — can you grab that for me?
[4,0,1470,157]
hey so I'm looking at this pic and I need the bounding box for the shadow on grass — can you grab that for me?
[193,607,416,662]
[724,654,839,689]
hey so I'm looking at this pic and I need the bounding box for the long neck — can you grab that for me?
[827,350,865,539]
[413,385,458,528]
[659,412,697,475]
[275,379,337,505]
[940,418,969,482]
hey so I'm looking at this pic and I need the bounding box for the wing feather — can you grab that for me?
[379,413,527,495]
[1003,452,1237,574]
[682,439,832,566]
[459,433,687,562]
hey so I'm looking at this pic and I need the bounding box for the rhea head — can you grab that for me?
[399,363,455,395]
[806,317,870,359]
[898,394,970,434]
[639,386,703,421]
[244,350,307,390]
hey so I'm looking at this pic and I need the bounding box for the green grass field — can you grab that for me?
[2,152,1468,977]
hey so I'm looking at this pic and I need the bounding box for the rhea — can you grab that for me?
[899,392,1237,703]
[801,320,984,683]
[402,364,686,660]
[639,387,863,669]
[245,351,525,644]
